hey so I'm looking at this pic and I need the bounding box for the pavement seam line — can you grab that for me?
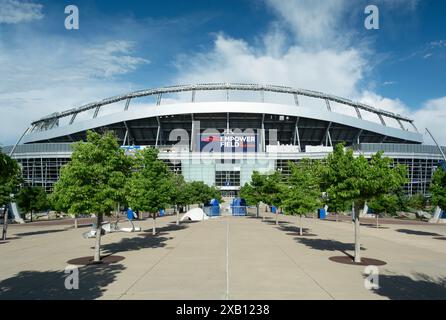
[226,217,229,300]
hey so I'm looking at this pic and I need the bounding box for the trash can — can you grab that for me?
[271,206,277,214]
[159,209,165,217]
[318,208,326,219]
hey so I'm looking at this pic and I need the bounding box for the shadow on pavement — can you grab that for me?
[14,229,68,237]
[370,273,446,300]
[0,263,125,300]
[277,225,310,234]
[102,235,172,255]
[295,238,366,259]
[395,229,442,237]
[139,222,190,237]
[245,215,263,220]
[157,223,190,232]
[263,219,291,225]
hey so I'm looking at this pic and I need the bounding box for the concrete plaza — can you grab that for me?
[1,211,446,300]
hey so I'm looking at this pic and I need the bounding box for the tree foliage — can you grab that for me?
[262,170,284,208]
[169,174,192,208]
[430,165,446,211]
[368,193,400,215]
[239,171,266,206]
[321,143,407,208]
[406,193,427,211]
[282,159,322,217]
[126,147,173,215]
[50,131,132,216]
[0,150,22,207]
[16,186,49,216]
[187,181,221,206]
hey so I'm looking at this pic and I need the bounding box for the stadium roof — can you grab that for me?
[20,83,423,146]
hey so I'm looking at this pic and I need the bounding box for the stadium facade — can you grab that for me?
[3,83,446,197]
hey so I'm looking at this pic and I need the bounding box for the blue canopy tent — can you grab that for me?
[231,198,247,216]
[204,199,220,216]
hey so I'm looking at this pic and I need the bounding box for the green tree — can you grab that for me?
[188,181,220,207]
[368,193,400,216]
[282,159,322,235]
[240,171,266,218]
[0,150,22,240]
[169,174,193,225]
[126,147,173,235]
[51,131,132,262]
[406,193,427,212]
[430,165,446,211]
[16,186,49,222]
[262,170,285,225]
[322,143,407,262]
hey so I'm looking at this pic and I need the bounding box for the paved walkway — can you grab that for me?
[1,212,446,299]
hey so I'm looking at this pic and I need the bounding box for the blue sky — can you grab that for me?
[0,0,445,145]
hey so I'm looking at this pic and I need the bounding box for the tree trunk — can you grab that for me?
[31,210,34,223]
[114,204,120,231]
[74,216,78,229]
[353,202,362,263]
[275,208,279,225]
[336,212,338,222]
[256,204,259,218]
[93,213,103,263]
[299,215,303,236]
[376,214,379,229]
[152,213,156,235]
[2,206,8,241]
[176,207,180,226]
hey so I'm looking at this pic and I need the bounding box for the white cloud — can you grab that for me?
[430,40,446,48]
[0,33,149,145]
[264,0,349,47]
[77,41,150,79]
[176,34,365,98]
[359,92,446,145]
[412,97,446,145]
[172,0,446,146]
[0,0,43,24]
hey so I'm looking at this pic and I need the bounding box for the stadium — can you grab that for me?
[3,83,446,198]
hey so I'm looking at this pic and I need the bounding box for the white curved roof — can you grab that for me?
[22,83,422,144]
[23,101,422,144]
